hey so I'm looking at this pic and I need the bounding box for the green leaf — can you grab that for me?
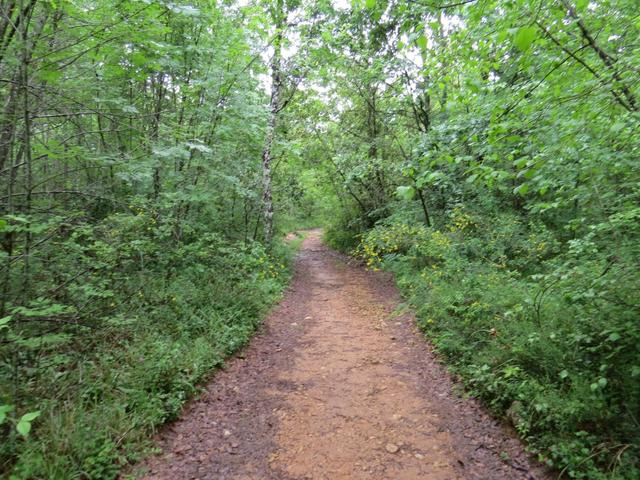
[416,35,427,50]
[514,183,529,196]
[16,411,41,437]
[21,411,41,423]
[169,5,200,16]
[122,105,139,114]
[514,26,537,51]
[365,0,376,8]
[0,405,14,424]
[185,141,212,153]
[559,370,569,380]
[16,421,31,436]
[610,122,625,133]
[513,158,528,169]
[575,0,588,11]
[39,70,63,82]
[396,185,415,200]
[607,332,621,342]
[4,214,28,223]
[0,315,11,330]
[426,172,443,183]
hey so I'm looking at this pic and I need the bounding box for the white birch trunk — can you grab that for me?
[261,0,284,246]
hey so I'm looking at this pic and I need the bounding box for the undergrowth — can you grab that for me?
[1,210,301,479]
[336,208,640,480]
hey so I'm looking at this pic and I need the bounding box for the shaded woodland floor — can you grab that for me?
[133,230,547,480]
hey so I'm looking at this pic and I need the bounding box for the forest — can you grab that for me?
[0,0,638,478]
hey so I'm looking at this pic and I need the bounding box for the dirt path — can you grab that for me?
[135,230,546,479]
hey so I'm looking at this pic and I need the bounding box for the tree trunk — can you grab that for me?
[261,0,284,247]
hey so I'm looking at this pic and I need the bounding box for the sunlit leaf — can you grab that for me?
[514,26,537,51]
[16,411,41,437]
[396,185,416,200]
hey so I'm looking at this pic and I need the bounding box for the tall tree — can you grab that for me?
[261,0,285,246]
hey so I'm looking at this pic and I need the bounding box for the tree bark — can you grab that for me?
[416,187,431,227]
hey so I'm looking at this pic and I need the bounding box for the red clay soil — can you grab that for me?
[132,230,548,480]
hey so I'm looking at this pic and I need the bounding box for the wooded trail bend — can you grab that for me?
[134,230,547,480]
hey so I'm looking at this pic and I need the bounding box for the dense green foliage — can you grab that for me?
[314,0,639,478]
[355,211,638,478]
[3,230,293,478]
[1,0,638,478]
[0,1,299,477]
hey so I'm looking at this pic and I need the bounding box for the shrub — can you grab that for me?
[355,216,640,479]
[0,209,297,479]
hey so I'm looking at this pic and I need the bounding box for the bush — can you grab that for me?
[354,215,640,479]
[324,208,367,252]
[0,209,297,479]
